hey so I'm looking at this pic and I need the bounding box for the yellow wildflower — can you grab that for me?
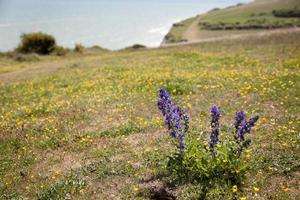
[232,185,238,193]
[133,185,139,193]
[145,148,151,153]
[253,186,260,192]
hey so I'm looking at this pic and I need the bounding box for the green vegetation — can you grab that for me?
[123,44,147,51]
[158,88,260,199]
[0,30,300,199]
[16,32,56,55]
[38,176,85,200]
[163,16,196,43]
[273,7,300,18]
[164,0,300,43]
[10,33,108,58]
[52,46,69,56]
[74,43,85,53]
[199,0,300,30]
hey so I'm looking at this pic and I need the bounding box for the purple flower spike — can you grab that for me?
[157,88,189,151]
[234,111,246,130]
[179,136,185,150]
[211,106,221,124]
[234,111,259,142]
[209,106,221,149]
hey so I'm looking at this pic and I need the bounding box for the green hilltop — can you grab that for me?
[164,0,300,44]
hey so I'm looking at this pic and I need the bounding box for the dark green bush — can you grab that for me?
[164,34,187,43]
[127,44,147,50]
[209,8,220,13]
[74,43,85,53]
[199,21,295,30]
[132,44,146,49]
[17,32,56,55]
[122,44,147,51]
[164,33,176,43]
[273,8,300,18]
[173,23,184,27]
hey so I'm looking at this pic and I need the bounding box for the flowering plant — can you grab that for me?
[157,88,189,151]
[157,88,259,196]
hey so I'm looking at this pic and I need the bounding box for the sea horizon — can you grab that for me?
[0,0,252,52]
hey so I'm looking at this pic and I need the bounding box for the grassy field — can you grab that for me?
[199,0,300,28]
[165,0,300,44]
[0,31,300,199]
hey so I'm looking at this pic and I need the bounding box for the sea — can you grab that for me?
[0,0,252,51]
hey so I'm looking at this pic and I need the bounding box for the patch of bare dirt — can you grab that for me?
[86,176,135,200]
[263,172,300,198]
[182,15,202,42]
[0,62,65,83]
[147,180,176,200]
[34,150,89,179]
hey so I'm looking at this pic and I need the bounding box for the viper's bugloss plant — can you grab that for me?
[209,106,221,149]
[234,111,259,154]
[157,88,259,197]
[157,88,189,151]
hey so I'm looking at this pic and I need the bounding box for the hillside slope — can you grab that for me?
[163,0,300,44]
